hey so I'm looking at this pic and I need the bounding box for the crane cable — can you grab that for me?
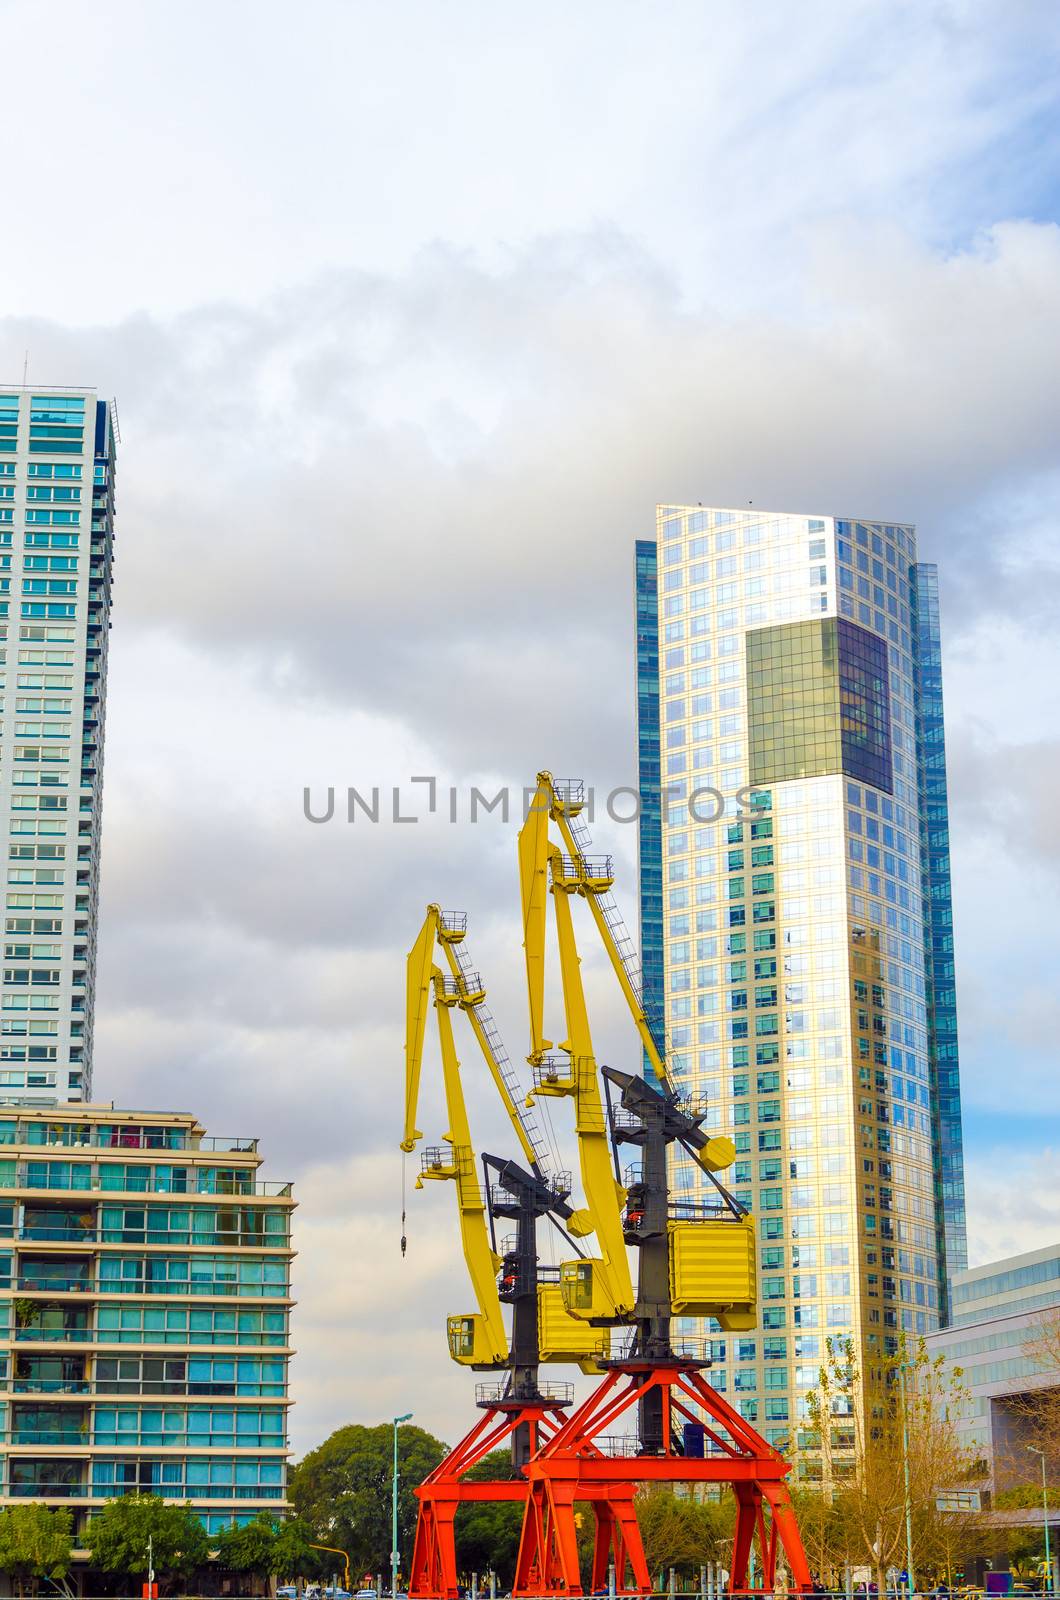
[400,1151,408,1257]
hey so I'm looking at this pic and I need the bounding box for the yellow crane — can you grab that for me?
[518,772,756,1333]
[402,903,606,1372]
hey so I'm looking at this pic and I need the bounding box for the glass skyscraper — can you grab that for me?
[0,387,117,1105]
[635,505,966,1458]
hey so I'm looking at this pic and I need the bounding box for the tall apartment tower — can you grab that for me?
[635,505,967,1453]
[0,388,116,1105]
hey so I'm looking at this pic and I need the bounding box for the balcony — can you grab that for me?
[6,1481,88,1498]
[87,1430,288,1450]
[10,1380,90,1394]
[6,1379,284,1397]
[5,1166,292,1197]
[0,1123,259,1153]
[12,1326,92,1342]
[9,1431,88,1446]
[15,1275,290,1300]
[11,1224,291,1248]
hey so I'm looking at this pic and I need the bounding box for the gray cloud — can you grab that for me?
[3,0,1060,1448]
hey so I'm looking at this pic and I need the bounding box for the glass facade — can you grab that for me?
[912,563,967,1304]
[636,505,966,1460]
[746,617,892,792]
[926,1246,1060,1486]
[635,540,664,1067]
[0,387,118,1105]
[0,1106,293,1535]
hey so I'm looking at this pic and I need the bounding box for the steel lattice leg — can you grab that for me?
[759,1479,812,1592]
[409,1495,459,1600]
[731,1482,759,1592]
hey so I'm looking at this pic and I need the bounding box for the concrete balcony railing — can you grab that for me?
[7,1380,286,1398]
[0,1126,259,1153]
[6,1168,293,1197]
[10,1225,291,1246]
[13,1276,290,1299]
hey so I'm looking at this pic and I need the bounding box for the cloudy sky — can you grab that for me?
[2,0,1060,1452]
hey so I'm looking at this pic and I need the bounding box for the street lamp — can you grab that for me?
[1027,1447,1052,1597]
[392,1412,413,1600]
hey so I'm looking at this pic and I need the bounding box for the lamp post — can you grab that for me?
[1027,1447,1052,1596]
[897,1362,915,1600]
[392,1412,413,1599]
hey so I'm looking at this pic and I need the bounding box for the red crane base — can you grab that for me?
[410,1399,569,1600]
[513,1362,812,1599]
[409,1366,812,1600]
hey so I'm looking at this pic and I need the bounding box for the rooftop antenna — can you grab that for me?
[21,351,28,388]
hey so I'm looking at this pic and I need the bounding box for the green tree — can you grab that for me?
[454,1449,523,1586]
[635,1488,732,1583]
[0,1504,75,1600]
[84,1495,210,1592]
[805,1336,977,1595]
[215,1513,326,1580]
[272,1517,328,1581]
[289,1422,447,1578]
[789,1480,858,1587]
[215,1512,278,1576]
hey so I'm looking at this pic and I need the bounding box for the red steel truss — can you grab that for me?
[513,1363,813,1598]
[409,1400,566,1600]
[409,1366,812,1599]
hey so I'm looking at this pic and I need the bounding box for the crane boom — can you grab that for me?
[403,913,507,1364]
[552,804,669,1089]
[531,773,732,1178]
[426,988,508,1362]
[518,788,553,1061]
[435,926,549,1176]
[403,911,436,1153]
[519,802,635,1320]
[402,904,606,1372]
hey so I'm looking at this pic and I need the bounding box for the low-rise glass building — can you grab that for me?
[926,1243,1060,1493]
[0,1102,294,1536]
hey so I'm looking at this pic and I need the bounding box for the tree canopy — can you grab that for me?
[634,1488,733,1582]
[84,1495,210,1589]
[0,1504,74,1600]
[289,1421,447,1577]
[214,1512,324,1578]
[800,1335,982,1591]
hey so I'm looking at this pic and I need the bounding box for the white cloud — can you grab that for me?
[965,1147,1060,1267]
[2,0,1059,1453]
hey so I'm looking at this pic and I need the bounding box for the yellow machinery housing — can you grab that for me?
[537,1284,609,1366]
[559,1259,618,1321]
[668,1213,757,1330]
